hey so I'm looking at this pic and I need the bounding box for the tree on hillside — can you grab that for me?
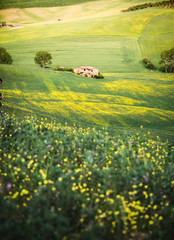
[159,47,174,73]
[34,51,52,68]
[0,47,13,64]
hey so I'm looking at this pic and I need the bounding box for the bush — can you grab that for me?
[34,51,52,68]
[95,73,104,79]
[0,47,13,64]
[56,66,73,72]
[142,57,155,70]
[64,67,73,72]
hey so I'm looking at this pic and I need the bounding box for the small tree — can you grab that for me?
[142,57,155,70]
[34,51,52,68]
[0,47,13,64]
[159,47,174,73]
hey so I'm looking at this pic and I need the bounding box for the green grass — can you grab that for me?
[0,1,173,138]
[0,64,173,140]
[139,10,174,67]
[0,0,97,9]
[0,0,160,9]
[0,2,174,238]
[0,36,145,72]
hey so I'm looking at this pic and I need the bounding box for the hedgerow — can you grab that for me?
[55,66,73,72]
[0,114,174,239]
[122,1,174,12]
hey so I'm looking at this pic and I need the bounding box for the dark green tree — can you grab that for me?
[34,51,52,68]
[159,47,174,73]
[0,47,13,64]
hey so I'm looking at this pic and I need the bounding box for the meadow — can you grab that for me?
[0,0,174,138]
[0,64,174,140]
[0,0,174,239]
[0,0,97,9]
[0,115,174,239]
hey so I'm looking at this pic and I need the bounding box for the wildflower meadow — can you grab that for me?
[0,113,173,239]
[0,0,174,239]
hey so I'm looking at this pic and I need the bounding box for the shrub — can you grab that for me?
[95,73,104,79]
[56,66,73,72]
[0,47,13,64]
[34,51,52,68]
[64,67,73,72]
[142,57,155,70]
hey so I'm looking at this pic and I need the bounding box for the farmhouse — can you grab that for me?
[73,66,99,77]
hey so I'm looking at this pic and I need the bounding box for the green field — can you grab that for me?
[0,0,97,9]
[0,0,162,9]
[0,1,174,239]
[0,0,174,138]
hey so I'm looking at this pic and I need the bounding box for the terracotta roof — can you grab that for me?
[80,66,98,70]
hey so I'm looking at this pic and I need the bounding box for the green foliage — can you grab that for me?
[159,47,174,73]
[95,73,104,79]
[142,58,155,70]
[122,1,174,12]
[0,115,174,239]
[34,51,52,68]
[0,47,13,65]
[56,66,73,72]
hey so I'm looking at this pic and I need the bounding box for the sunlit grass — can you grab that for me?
[0,1,173,137]
[0,65,173,136]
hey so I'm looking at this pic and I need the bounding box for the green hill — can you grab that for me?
[0,0,173,138]
[0,0,97,9]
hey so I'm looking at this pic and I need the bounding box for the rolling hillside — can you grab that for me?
[0,0,97,9]
[0,0,174,137]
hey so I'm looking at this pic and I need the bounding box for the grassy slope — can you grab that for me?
[0,65,173,137]
[139,10,174,67]
[0,0,97,9]
[0,0,174,137]
[0,0,163,23]
[0,0,160,9]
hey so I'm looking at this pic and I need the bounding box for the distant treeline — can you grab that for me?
[122,1,174,12]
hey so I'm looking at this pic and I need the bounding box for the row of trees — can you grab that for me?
[122,1,174,12]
